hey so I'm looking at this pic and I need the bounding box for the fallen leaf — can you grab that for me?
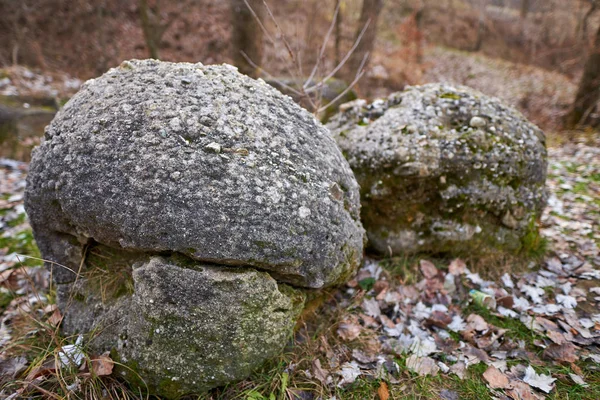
[449,361,466,379]
[352,349,377,364]
[497,295,514,308]
[405,355,439,376]
[337,362,361,386]
[466,314,488,331]
[420,260,438,279]
[448,258,466,275]
[424,311,452,329]
[523,365,556,393]
[57,335,85,367]
[556,294,577,309]
[448,315,467,332]
[337,322,362,341]
[542,343,579,363]
[483,365,510,389]
[358,313,379,328]
[501,273,515,289]
[0,356,27,378]
[507,380,545,400]
[362,298,381,318]
[546,330,568,345]
[569,373,588,387]
[91,353,113,376]
[439,389,459,400]
[377,381,389,400]
[373,280,389,297]
[26,358,56,381]
[312,359,329,385]
[47,309,62,326]
[464,345,490,363]
[410,337,438,357]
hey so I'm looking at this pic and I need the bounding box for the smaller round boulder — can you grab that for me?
[327,83,547,255]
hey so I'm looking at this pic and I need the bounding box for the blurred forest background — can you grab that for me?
[2,0,600,142]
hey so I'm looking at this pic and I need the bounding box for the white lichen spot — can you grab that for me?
[169,117,182,131]
[205,142,221,153]
[298,206,311,218]
[469,116,486,128]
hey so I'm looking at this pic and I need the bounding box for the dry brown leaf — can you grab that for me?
[464,345,491,363]
[420,260,438,279]
[450,361,466,379]
[425,311,452,329]
[448,258,466,275]
[91,353,114,376]
[42,304,58,314]
[352,349,377,364]
[542,343,579,363]
[406,355,439,376]
[337,322,362,341]
[47,309,62,327]
[466,314,489,331]
[483,365,510,389]
[507,380,544,400]
[25,359,56,381]
[546,330,568,345]
[374,280,389,296]
[379,314,396,329]
[377,381,390,400]
[359,313,379,328]
[312,359,329,385]
[497,295,514,308]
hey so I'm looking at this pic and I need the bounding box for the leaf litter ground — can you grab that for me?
[0,136,599,399]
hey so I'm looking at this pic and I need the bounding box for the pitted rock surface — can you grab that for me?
[24,59,364,396]
[57,255,304,398]
[327,83,547,255]
[25,59,364,289]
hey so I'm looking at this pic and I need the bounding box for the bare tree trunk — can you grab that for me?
[448,0,456,20]
[334,0,343,66]
[566,23,600,128]
[139,0,176,60]
[97,0,108,73]
[344,0,384,80]
[473,0,485,51]
[520,0,530,19]
[580,1,598,38]
[230,0,265,77]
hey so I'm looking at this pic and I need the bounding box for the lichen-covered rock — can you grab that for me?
[24,59,364,396]
[327,83,547,255]
[25,59,364,289]
[58,255,304,398]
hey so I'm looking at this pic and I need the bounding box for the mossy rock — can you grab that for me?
[60,255,305,398]
[327,84,547,257]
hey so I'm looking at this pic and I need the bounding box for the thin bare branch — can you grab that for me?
[242,0,301,83]
[305,1,341,88]
[240,51,304,97]
[261,0,297,64]
[317,69,366,114]
[304,18,371,94]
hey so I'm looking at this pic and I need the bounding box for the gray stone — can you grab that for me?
[25,59,364,289]
[327,83,547,255]
[58,254,304,398]
[24,59,365,396]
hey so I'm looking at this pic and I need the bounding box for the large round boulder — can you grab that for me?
[327,83,547,255]
[24,59,364,396]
